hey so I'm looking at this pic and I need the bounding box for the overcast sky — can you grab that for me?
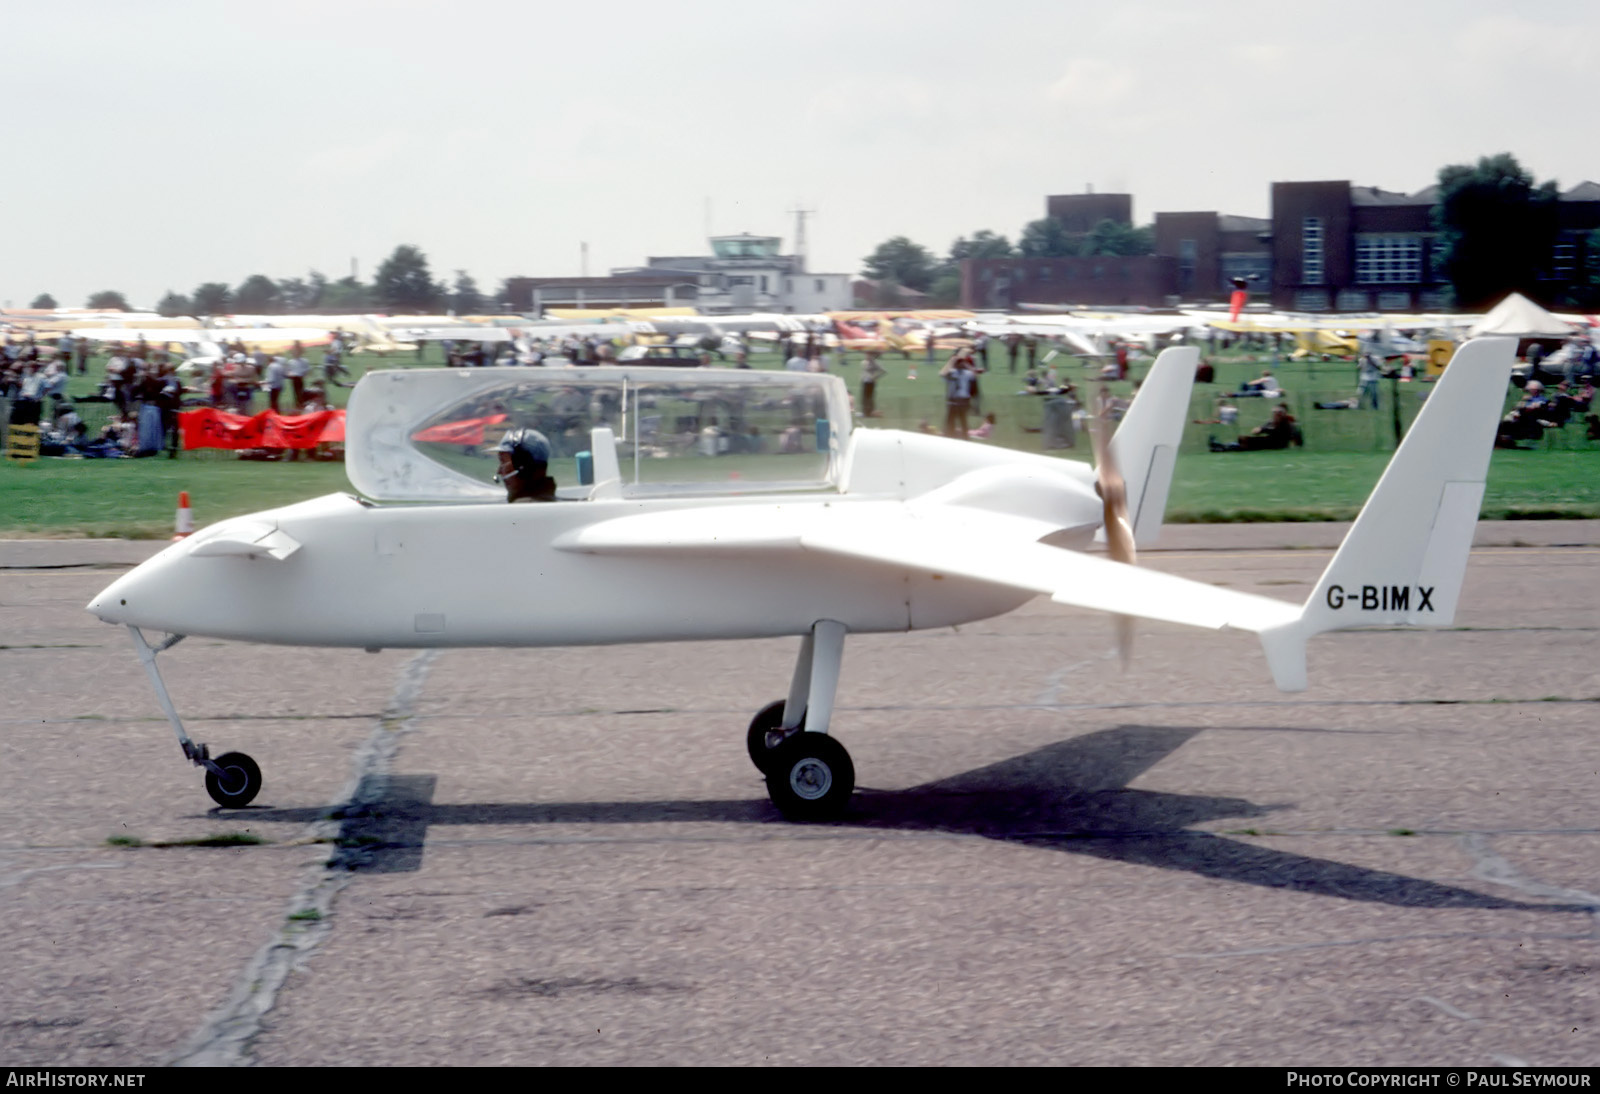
[5,0,1597,309]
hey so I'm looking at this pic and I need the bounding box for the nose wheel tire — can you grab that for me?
[204,751,262,808]
[766,733,854,821]
[747,699,803,774]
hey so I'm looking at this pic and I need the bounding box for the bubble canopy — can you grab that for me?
[346,366,853,502]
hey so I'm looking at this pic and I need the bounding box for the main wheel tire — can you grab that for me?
[766,733,854,821]
[204,751,262,808]
[747,699,803,774]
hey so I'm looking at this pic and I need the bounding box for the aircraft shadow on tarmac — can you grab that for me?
[236,724,1585,914]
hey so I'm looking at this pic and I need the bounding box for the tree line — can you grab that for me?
[862,218,1154,304]
[30,245,509,317]
[861,153,1600,311]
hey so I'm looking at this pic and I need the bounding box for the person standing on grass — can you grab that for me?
[233,353,259,413]
[286,347,310,410]
[860,351,885,418]
[941,349,979,439]
[323,340,348,387]
[265,355,286,413]
[157,364,183,458]
[1358,352,1382,410]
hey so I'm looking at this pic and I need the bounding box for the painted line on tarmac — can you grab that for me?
[166,649,440,1068]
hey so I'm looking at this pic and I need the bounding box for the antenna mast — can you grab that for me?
[790,204,814,273]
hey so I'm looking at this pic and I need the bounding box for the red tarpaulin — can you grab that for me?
[410,413,508,445]
[180,408,346,450]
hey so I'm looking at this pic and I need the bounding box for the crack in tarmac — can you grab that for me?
[1454,835,1600,1066]
[165,650,440,1068]
[1461,833,1600,930]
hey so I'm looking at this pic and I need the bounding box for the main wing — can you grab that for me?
[557,502,1299,635]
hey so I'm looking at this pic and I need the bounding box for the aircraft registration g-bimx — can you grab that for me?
[89,339,1516,819]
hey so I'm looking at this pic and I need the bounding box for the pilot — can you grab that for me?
[495,428,559,503]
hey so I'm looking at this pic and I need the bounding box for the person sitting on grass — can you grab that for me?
[1496,381,1555,448]
[1235,369,1282,398]
[1210,403,1300,452]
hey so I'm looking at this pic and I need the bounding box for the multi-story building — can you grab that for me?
[961,192,1178,309]
[1271,178,1600,312]
[502,234,853,316]
[499,274,699,314]
[1153,212,1272,302]
[1045,192,1133,235]
[1553,181,1600,288]
[960,254,1177,310]
[1269,182,1449,313]
[617,234,852,314]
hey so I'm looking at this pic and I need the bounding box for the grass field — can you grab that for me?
[3,341,1596,537]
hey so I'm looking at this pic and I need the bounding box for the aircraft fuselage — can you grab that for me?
[87,493,1036,648]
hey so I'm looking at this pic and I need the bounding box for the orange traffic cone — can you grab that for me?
[173,491,194,539]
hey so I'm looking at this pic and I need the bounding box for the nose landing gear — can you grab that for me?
[128,626,263,808]
[202,750,263,809]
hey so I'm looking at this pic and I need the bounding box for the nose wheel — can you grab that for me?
[204,751,263,809]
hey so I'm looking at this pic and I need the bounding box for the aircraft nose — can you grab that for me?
[87,564,148,625]
[86,587,126,624]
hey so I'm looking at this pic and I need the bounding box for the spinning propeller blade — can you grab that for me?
[1090,413,1137,665]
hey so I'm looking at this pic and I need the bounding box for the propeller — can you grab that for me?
[1089,411,1137,665]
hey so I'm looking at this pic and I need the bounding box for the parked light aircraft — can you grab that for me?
[88,339,1515,819]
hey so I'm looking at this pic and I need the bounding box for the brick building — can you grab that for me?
[960,255,1177,309]
[1269,182,1449,312]
[1270,178,1600,312]
[1153,212,1271,302]
[960,191,1176,308]
[1046,192,1133,235]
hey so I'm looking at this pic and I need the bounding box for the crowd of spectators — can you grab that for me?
[3,333,182,457]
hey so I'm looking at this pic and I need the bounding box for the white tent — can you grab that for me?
[1468,292,1575,338]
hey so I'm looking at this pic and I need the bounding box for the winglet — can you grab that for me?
[1255,337,1513,690]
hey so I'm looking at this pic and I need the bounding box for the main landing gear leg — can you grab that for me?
[127,625,262,809]
[762,620,855,821]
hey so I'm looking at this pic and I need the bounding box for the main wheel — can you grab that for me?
[766,733,854,821]
[746,699,803,774]
[204,751,262,808]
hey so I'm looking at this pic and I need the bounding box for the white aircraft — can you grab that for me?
[87,339,1515,819]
